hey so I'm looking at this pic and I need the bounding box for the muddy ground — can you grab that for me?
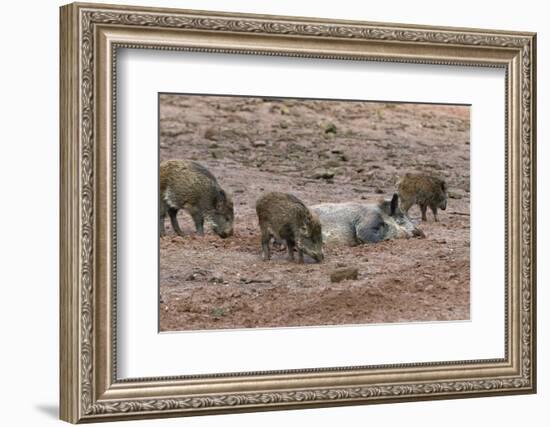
[159,94,470,331]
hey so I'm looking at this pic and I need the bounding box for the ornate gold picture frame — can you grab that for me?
[60,2,536,423]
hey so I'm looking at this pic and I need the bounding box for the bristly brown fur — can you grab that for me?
[160,160,234,237]
[256,192,323,263]
[397,172,448,222]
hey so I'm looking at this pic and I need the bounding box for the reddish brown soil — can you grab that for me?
[159,95,470,331]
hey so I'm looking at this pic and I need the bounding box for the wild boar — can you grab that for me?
[397,172,448,221]
[159,160,234,238]
[310,194,424,246]
[256,192,324,263]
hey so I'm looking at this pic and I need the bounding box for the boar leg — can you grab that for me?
[430,206,439,222]
[296,249,304,264]
[286,240,295,261]
[260,231,272,261]
[420,204,428,222]
[400,198,412,216]
[168,208,185,237]
[188,209,205,235]
[159,201,167,237]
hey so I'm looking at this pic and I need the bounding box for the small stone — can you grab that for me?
[252,140,267,147]
[324,122,337,134]
[204,128,218,141]
[313,169,335,180]
[330,267,359,283]
[185,269,207,281]
[374,188,384,194]
[209,276,224,284]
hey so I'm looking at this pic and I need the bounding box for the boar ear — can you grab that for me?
[390,193,399,216]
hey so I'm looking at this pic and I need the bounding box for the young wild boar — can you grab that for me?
[159,160,234,238]
[310,194,424,246]
[397,172,448,221]
[256,192,324,263]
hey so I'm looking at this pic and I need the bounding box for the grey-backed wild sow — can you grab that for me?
[159,160,234,238]
[311,194,424,246]
[397,172,448,222]
[256,192,324,263]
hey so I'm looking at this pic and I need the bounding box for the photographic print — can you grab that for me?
[159,94,471,331]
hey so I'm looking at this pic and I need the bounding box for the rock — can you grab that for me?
[185,269,208,281]
[374,188,384,194]
[240,277,273,284]
[313,169,335,180]
[204,128,218,141]
[252,140,267,147]
[330,267,359,283]
[324,160,341,168]
[448,192,463,199]
[324,122,337,134]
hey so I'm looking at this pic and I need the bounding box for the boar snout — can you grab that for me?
[216,229,233,239]
[313,252,324,263]
[413,228,425,238]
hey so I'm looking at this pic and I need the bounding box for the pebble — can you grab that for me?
[313,169,335,180]
[330,267,359,283]
[324,122,337,134]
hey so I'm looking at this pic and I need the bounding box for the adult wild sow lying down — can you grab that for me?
[311,194,424,246]
[256,192,324,263]
[159,160,234,238]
